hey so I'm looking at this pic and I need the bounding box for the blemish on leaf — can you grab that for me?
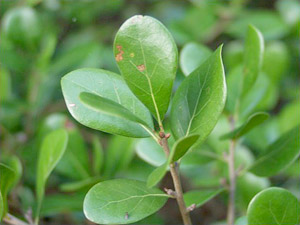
[130,53,135,58]
[69,103,76,107]
[137,64,145,72]
[125,212,129,220]
[115,45,124,62]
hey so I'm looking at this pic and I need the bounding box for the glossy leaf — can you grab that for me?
[80,92,150,129]
[36,129,68,219]
[136,138,166,167]
[184,188,224,208]
[0,163,15,220]
[242,25,264,96]
[83,179,168,224]
[170,46,226,143]
[180,42,212,76]
[61,68,153,138]
[114,15,178,122]
[250,125,300,176]
[147,163,168,188]
[247,187,300,225]
[169,134,199,163]
[220,112,269,140]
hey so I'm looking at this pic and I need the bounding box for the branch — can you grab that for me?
[159,132,192,225]
[3,213,29,225]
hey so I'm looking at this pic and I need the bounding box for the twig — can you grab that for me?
[159,133,192,225]
[3,213,29,225]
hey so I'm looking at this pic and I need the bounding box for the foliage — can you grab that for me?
[0,0,299,224]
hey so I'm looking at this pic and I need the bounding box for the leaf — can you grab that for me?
[180,42,212,76]
[83,179,168,224]
[220,112,269,140]
[60,177,101,192]
[247,187,300,225]
[170,46,226,143]
[92,136,104,176]
[169,134,200,163]
[36,129,68,220]
[242,25,264,96]
[147,163,168,188]
[250,125,300,177]
[0,163,15,220]
[114,15,178,123]
[184,188,224,208]
[61,68,153,138]
[136,138,166,167]
[79,92,151,129]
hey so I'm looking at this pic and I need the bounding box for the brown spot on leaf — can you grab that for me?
[115,45,124,62]
[130,53,135,58]
[137,64,145,72]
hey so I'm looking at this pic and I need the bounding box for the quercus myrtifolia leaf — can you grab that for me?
[83,179,168,224]
[247,187,300,225]
[35,129,68,222]
[114,15,178,124]
[250,125,300,177]
[0,163,16,221]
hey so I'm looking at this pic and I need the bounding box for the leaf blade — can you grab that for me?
[61,68,153,138]
[170,46,226,144]
[220,112,269,140]
[184,188,224,208]
[83,179,168,224]
[250,125,300,177]
[169,134,200,163]
[247,187,300,225]
[147,163,168,188]
[114,15,178,122]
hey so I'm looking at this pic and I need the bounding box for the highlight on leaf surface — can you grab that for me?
[83,179,168,224]
[114,15,178,123]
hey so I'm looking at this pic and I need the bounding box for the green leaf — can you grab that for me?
[242,25,264,96]
[36,129,68,220]
[60,177,101,192]
[114,15,178,123]
[184,188,224,208]
[180,42,212,76]
[220,112,269,140]
[0,68,12,101]
[147,163,168,188]
[250,125,300,177]
[61,68,153,138]
[92,136,104,176]
[247,187,300,225]
[0,163,15,220]
[83,179,168,224]
[136,138,166,167]
[169,134,199,163]
[170,46,226,143]
[80,92,151,130]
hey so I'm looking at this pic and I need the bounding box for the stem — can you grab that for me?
[227,117,236,225]
[3,214,29,225]
[160,135,192,225]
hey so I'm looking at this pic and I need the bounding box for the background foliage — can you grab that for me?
[0,0,299,224]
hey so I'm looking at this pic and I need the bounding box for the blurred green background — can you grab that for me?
[0,0,299,224]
